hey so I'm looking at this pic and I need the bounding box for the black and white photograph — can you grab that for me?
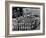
[5,1,45,37]
[12,7,40,31]
[5,2,45,36]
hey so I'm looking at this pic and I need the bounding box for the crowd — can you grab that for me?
[12,8,40,31]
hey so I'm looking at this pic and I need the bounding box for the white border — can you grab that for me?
[9,3,43,34]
